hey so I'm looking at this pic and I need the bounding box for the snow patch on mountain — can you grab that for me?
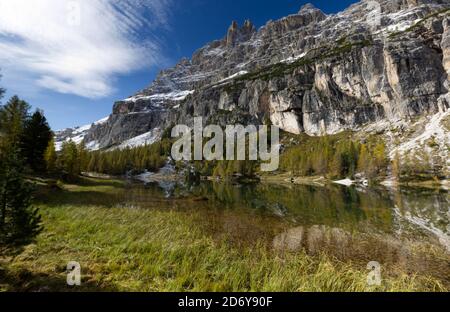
[94,116,110,125]
[389,111,450,161]
[218,71,249,83]
[204,47,226,57]
[123,90,195,103]
[85,140,101,151]
[55,116,110,151]
[281,52,307,64]
[112,128,162,150]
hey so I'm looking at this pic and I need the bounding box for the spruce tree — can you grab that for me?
[0,146,42,246]
[21,110,53,172]
[0,79,41,246]
[0,96,30,146]
[77,142,89,173]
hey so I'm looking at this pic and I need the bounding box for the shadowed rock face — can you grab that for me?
[75,0,450,149]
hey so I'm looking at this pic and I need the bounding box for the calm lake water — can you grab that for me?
[119,181,450,251]
[98,179,450,281]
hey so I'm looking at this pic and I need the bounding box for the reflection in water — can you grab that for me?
[394,208,450,253]
[122,181,449,253]
[273,226,351,256]
[186,182,396,235]
[271,223,450,284]
[98,180,450,284]
[393,188,450,251]
[272,224,412,264]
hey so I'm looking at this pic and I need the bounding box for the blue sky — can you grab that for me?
[0,0,357,130]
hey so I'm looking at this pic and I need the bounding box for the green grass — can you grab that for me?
[0,178,447,292]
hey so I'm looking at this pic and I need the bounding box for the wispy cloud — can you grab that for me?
[0,0,172,98]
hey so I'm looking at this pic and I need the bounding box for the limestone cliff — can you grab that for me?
[58,0,450,153]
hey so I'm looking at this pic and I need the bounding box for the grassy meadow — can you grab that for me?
[0,177,447,292]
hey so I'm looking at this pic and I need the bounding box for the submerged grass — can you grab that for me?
[0,178,447,292]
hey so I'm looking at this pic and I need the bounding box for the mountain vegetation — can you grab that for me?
[280,133,388,180]
[1,0,449,292]
[0,87,46,247]
[84,140,171,176]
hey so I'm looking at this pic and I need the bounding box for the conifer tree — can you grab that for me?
[0,146,42,246]
[58,141,80,180]
[358,144,370,175]
[44,137,57,173]
[77,142,89,173]
[0,82,41,245]
[0,96,30,146]
[21,110,53,172]
[373,142,387,173]
[330,150,343,178]
[0,94,42,246]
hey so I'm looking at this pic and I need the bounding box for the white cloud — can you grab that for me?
[0,0,172,98]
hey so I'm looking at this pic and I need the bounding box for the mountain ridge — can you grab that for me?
[56,0,450,170]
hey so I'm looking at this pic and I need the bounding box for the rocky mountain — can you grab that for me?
[57,0,450,162]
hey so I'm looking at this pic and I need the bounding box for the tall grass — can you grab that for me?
[0,179,446,292]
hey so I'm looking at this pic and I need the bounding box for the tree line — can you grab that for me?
[280,134,389,180]
[0,92,50,247]
[43,137,172,180]
[83,140,171,176]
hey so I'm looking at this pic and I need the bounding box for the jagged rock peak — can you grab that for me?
[243,19,255,31]
[65,0,450,150]
[228,20,238,31]
[226,19,256,46]
[298,2,327,19]
[298,3,318,13]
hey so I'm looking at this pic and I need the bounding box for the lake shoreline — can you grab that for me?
[118,168,450,191]
[1,175,448,292]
